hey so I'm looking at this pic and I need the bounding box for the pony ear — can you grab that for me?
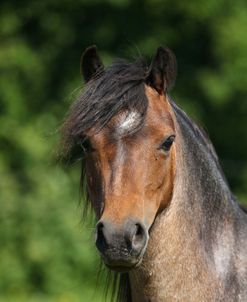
[80,45,104,82]
[146,46,177,94]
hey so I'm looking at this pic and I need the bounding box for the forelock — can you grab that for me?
[61,59,149,154]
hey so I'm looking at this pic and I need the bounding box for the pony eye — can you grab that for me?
[160,135,175,151]
[80,138,94,153]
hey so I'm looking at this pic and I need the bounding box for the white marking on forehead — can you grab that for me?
[117,111,141,135]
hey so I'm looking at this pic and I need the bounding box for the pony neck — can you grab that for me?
[128,101,239,302]
[171,101,235,220]
[161,100,240,263]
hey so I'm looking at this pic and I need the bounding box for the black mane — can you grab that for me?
[62,59,150,154]
[169,99,226,180]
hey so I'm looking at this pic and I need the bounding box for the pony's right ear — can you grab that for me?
[80,45,104,82]
[146,46,177,94]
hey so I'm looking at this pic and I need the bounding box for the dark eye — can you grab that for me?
[160,135,175,152]
[80,137,94,153]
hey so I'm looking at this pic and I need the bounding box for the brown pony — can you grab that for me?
[61,46,247,301]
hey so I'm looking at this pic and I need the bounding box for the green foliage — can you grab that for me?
[0,0,246,301]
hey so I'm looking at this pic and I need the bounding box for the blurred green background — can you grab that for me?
[1,0,247,301]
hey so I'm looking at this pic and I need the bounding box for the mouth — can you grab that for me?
[103,256,143,272]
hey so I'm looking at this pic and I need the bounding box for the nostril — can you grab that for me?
[132,223,147,250]
[135,223,144,238]
[95,221,107,253]
[97,222,104,234]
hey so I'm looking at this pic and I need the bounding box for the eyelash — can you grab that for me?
[159,135,175,151]
[80,138,94,153]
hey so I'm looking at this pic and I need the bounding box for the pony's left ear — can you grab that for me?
[146,46,177,94]
[81,45,104,82]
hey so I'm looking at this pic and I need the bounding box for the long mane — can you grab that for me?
[61,59,150,155]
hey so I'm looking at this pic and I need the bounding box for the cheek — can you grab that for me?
[145,156,168,190]
[144,155,173,211]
